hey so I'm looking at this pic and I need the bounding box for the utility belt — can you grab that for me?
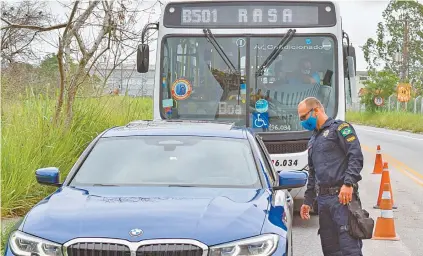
[315,183,373,240]
[316,183,359,196]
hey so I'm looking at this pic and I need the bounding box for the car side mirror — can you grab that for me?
[273,170,308,190]
[35,167,61,187]
[137,44,149,73]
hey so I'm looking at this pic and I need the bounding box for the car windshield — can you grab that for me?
[70,136,261,188]
[160,35,336,132]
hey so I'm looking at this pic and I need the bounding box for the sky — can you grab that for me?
[4,0,423,71]
[337,0,390,71]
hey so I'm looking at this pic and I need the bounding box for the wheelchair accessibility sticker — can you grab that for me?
[252,112,269,129]
[255,99,268,113]
[171,78,192,100]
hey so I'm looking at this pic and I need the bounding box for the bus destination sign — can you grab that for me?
[163,2,336,28]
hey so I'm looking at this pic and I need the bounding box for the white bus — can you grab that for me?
[137,0,357,211]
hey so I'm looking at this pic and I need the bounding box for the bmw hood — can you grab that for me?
[21,186,271,245]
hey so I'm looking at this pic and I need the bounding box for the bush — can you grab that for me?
[359,69,399,112]
[1,94,153,218]
[346,110,423,133]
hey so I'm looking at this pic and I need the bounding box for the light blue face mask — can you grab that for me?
[300,109,318,131]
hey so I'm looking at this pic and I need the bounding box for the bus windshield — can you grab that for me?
[160,35,336,132]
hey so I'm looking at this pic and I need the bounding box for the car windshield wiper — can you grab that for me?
[202,28,239,75]
[255,29,296,77]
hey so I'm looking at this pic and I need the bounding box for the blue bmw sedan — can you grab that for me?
[4,120,307,256]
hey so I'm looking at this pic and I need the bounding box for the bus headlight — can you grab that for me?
[9,230,63,256]
[209,234,279,256]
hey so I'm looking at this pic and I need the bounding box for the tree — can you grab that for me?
[39,53,59,74]
[2,0,160,126]
[361,0,423,94]
[55,0,160,126]
[1,1,67,64]
[359,69,399,112]
[1,62,38,100]
[90,0,158,96]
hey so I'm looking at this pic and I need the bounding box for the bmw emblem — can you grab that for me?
[129,228,143,237]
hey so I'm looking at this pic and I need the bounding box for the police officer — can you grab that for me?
[298,97,364,256]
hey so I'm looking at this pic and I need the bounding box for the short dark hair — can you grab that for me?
[303,97,323,109]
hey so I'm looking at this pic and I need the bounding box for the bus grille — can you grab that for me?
[263,140,308,154]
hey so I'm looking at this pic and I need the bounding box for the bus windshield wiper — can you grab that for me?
[202,28,239,75]
[255,29,296,77]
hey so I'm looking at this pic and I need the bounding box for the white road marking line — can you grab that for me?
[355,126,423,141]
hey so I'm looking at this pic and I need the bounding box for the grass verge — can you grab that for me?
[1,221,17,255]
[1,95,153,218]
[346,111,423,133]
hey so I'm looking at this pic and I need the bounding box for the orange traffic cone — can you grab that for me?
[372,183,400,241]
[374,162,397,209]
[372,145,383,174]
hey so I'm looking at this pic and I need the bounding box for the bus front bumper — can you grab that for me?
[270,151,308,202]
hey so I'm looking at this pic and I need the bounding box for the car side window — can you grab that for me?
[254,135,276,184]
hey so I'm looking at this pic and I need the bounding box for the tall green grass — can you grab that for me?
[346,110,423,133]
[1,221,17,254]
[1,95,153,218]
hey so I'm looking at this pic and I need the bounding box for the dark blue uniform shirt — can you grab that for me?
[304,117,364,206]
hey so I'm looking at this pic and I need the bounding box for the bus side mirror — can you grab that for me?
[343,44,357,77]
[347,56,356,78]
[137,44,149,73]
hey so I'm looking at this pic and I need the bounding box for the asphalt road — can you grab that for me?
[293,124,423,256]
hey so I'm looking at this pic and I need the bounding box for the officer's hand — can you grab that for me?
[300,204,311,220]
[338,185,353,205]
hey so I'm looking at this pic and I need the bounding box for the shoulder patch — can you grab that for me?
[337,122,350,131]
[346,135,356,142]
[340,126,353,137]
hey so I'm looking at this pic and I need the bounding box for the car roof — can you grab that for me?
[102,119,251,139]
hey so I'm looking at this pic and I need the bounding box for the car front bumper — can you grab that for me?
[4,234,291,256]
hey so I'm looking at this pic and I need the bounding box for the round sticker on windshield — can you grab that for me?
[322,39,332,51]
[171,78,192,100]
[255,99,269,113]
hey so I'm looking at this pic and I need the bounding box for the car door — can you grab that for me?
[255,135,294,228]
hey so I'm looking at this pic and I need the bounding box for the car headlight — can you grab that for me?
[209,234,279,256]
[9,230,63,256]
